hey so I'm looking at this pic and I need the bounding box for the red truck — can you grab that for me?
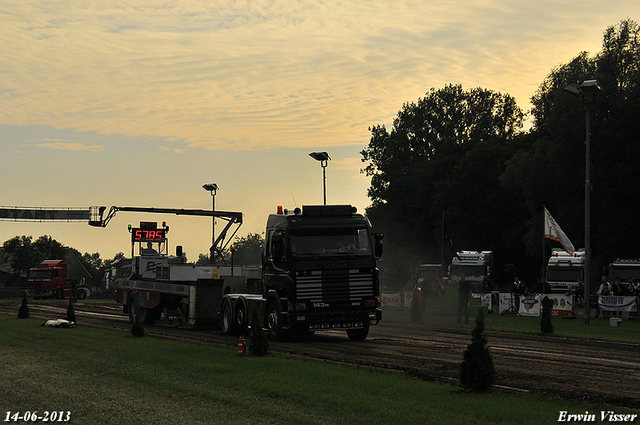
[27,260,89,299]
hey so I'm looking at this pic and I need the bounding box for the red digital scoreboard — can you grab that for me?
[131,228,166,243]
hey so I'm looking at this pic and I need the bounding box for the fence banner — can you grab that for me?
[550,293,574,317]
[519,294,542,316]
[498,293,515,314]
[381,292,402,308]
[598,296,638,312]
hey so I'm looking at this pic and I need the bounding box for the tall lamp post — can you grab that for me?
[202,183,218,260]
[563,79,601,325]
[309,152,331,205]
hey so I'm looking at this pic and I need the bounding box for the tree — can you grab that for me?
[459,309,495,392]
[231,233,264,266]
[502,19,640,271]
[2,236,39,279]
[361,84,525,289]
[196,233,264,266]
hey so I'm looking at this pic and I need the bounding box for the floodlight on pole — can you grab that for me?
[202,183,218,258]
[309,152,331,205]
[563,79,601,325]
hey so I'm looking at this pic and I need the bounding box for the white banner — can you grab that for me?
[550,293,574,317]
[499,293,515,314]
[381,292,401,308]
[598,296,638,312]
[519,294,542,316]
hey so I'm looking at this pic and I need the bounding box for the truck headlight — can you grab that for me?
[295,302,307,311]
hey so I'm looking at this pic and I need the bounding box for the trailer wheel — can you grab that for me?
[267,301,285,342]
[346,322,370,342]
[235,300,248,334]
[221,299,236,336]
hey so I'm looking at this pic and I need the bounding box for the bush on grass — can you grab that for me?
[459,308,495,392]
[131,304,146,338]
[66,297,77,323]
[18,293,29,319]
[248,308,269,356]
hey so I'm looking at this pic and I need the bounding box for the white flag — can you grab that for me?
[544,207,575,255]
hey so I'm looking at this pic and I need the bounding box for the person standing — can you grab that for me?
[457,273,471,324]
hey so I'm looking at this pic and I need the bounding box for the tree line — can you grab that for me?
[361,19,640,291]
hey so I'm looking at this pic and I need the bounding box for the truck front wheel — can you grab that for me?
[346,322,370,341]
[267,301,285,342]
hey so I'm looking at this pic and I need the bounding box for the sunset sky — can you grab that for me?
[1,1,637,261]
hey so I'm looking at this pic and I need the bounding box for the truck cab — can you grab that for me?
[546,249,585,292]
[261,205,383,341]
[449,251,493,292]
[27,260,69,299]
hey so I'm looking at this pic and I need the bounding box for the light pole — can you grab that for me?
[309,152,330,205]
[202,183,218,258]
[563,79,601,325]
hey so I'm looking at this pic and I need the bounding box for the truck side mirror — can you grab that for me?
[374,233,383,259]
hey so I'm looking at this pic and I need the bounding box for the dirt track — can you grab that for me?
[2,300,639,408]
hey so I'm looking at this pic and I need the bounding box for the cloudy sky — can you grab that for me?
[1,1,637,261]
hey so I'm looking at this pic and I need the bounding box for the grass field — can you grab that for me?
[1,308,638,425]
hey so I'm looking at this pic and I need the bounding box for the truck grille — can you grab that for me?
[296,269,374,302]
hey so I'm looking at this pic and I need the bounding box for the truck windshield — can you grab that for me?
[290,228,371,256]
[546,267,582,281]
[608,267,640,282]
[28,270,53,279]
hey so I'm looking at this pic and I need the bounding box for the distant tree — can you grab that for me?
[32,235,67,262]
[231,233,264,266]
[2,236,39,278]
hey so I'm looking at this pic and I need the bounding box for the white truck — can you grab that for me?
[545,249,585,292]
[606,258,640,289]
[449,251,493,292]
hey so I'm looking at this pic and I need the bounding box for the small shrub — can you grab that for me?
[248,308,269,356]
[18,293,30,319]
[131,304,146,338]
[66,297,77,323]
[540,296,554,335]
[459,308,495,392]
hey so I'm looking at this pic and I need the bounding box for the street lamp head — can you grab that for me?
[563,80,602,97]
[563,82,582,96]
[579,79,602,94]
[202,183,218,193]
[309,151,331,162]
